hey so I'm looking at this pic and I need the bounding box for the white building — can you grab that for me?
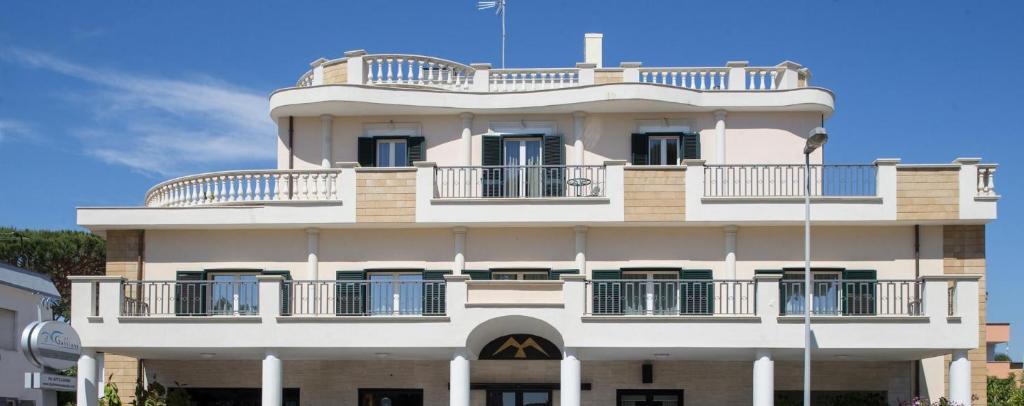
[1,262,60,406]
[72,33,999,406]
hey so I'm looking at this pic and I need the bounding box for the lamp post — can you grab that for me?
[803,127,828,406]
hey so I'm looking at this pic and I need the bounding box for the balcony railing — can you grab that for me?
[779,279,922,317]
[121,280,260,317]
[434,165,606,199]
[703,164,877,198]
[144,169,342,207]
[585,280,755,316]
[283,280,446,316]
[978,164,998,197]
[489,68,580,92]
[364,54,474,91]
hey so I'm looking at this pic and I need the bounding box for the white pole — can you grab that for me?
[500,1,506,69]
[803,151,812,406]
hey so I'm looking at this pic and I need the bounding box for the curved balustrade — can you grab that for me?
[639,67,730,90]
[745,67,782,90]
[488,68,580,92]
[296,70,314,87]
[364,54,475,90]
[144,169,342,208]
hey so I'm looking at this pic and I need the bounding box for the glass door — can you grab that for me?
[622,272,678,315]
[209,273,258,316]
[647,135,680,165]
[782,271,841,315]
[503,138,542,197]
[618,390,683,406]
[368,272,424,315]
[486,390,551,406]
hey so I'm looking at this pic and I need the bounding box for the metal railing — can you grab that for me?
[121,280,260,316]
[284,280,446,316]
[586,280,755,316]
[779,279,922,316]
[704,164,877,197]
[434,165,606,199]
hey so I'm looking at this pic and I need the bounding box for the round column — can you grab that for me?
[561,349,582,406]
[460,113,474,165]
[320,115,333,168]
[949,349,971,404]
[77,349,99,406]
[752,350,774,406]
[574,226,587,274]
[450,350,471,406]
[572,111,587,165]
[453,227,467,275]
[714,110,727,164]
[262,351,283,406]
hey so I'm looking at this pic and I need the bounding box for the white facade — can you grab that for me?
[73,34,998,406]
[0,264,60,406]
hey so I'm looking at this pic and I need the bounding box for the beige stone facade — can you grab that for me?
[323,61,348,85]
[896,167,960,220]
[593,70,623,85]
[943,224,987,404]
[103,230,143,402]
[623,168,685,222]
[356,169,417,222]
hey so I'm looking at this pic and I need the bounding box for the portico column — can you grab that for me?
[724,225,738,279]
[572,111,587,165]
[752,350,774,406]
[320,114,333,168]
[714,110,727,164]
[76,349,99,406]
[306,228,319,280]
[560,348,582,406]
[574,226,587,274]
[460,113,474,165]
[450,350,471,406]
[453,227,467,275]
[949,349,971,404]
[262,351,283,405]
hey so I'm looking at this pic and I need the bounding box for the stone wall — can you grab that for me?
[323,61,348,85]
[896,167,960,220]
[103,230,143,402]
[943,224,987,405]
[623,168,685,222]
[356,169,417,223]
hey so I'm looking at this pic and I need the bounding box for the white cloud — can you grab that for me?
[2,48,275,176]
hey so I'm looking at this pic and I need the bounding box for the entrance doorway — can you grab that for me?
[617,389,684,406]
[485,388,552,406]
[358,388,423,406]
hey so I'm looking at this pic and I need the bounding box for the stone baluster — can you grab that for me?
[374,58,383,84]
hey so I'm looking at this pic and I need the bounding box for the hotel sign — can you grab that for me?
[479,334,562,360]
[21,321,82,370]
[25,372,77,391]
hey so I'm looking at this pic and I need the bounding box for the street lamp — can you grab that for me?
[803,127,828,406]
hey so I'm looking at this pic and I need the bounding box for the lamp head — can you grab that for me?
[804,127,828,155]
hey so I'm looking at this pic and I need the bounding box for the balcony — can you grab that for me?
[433,165,606,199]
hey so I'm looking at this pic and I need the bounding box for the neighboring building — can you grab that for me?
[987,322,1023,382]
[0,262,60,406]
[71,33,999,406]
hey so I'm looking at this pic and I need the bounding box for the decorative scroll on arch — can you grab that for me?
[478,334,562,360]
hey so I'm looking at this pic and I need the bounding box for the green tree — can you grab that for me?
[988,373,1024,406]
[995,353,1013,362]
[0,227,106,319]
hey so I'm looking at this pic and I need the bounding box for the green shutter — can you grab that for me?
[407,136,426,164]
[335,271,366,315]
[681,132,700,160]
[357,137,376,167]
[481,134,504,197]
[542,134,565,197]
[175,271,206,316]
[680,269,713,315]
[631,133,649,165]
[262,270,292,315]
[463,270,492,280]
[842,270,877,316]
[548,269,579,280]
[422,270,449,315]
[591,270,622,315]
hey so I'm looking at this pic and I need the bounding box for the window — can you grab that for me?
[359,389,423,406]
[0,308,15,351]
[367,272,424,316]
[503,137,544,197]
[647,136,679,165]
[781,271,841,316]
[486,389,552,406]
[208,273,259,316]
[376,139,408,168]
[617,389,684,406]
[622,271,679,315]
[492,271,549,281]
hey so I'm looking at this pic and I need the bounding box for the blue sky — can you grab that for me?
[1,1,1021,357]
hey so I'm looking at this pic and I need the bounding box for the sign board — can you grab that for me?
[21,321,82,370]
[25,372,77,392]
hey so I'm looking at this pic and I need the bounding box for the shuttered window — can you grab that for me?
[591,270,623,315]
[630,132,700,165]
[480,133,564,197]
[335,271,367,315]
[357,136,425,167]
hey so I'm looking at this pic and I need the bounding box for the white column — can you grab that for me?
[453,227,467,275]
[572,111,587,165]
[724,225,738,279]
[450,350,470,406]
[262,351,283,406]
[714,110,727,164]
[949,350,971,404]
[753,350,774,406]
[574,226,587,274]
[460,113,474,166]
[307,228,319,281]
[77,349,99,406]
[561,348,582,406]
[320,115,333,168]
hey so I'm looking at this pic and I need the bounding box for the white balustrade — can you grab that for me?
[978,164,997,197]
[296,70,314,87]
[745,68,782,90]
[639,68,729,90]
[488,69,581,92]
[364,54,474,90]
[144,169,342,208]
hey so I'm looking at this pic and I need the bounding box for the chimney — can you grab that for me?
[584,33,603,68]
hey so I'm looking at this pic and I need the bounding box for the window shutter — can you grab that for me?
[262,270,292,315]
[680,269,713,315]
[407,136,426,164]
[358,137,376,167]
[463,270,492,280]
[842,270,877,316]
[335,271,367,315]
[481,135,504,197]
[631,133,649,165]
[175,271,206,316]
[681,132,701,160]
[591,270,622,315]
[422,270,449,315]
[543,134,565,197]
[548,269,579,280]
